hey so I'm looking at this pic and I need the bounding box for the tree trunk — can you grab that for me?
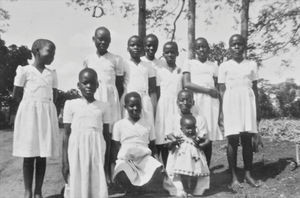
[138,0,146,41]
[241,0,250,57]
[187,0,195,59]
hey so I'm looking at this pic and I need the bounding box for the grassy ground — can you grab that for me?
[1,125,300,198]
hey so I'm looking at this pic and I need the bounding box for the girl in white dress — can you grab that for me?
[218,34,260,190]
[12,39,59,198]
[166,90,210,197]
[62,68,110,198]
[155,41,182,167]
[122,35,156,128]
[112,92,170,195]
[183,37,223,166]
[83,26,124,184]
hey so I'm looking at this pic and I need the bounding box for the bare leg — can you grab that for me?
[161,145,169,168]
[23,157,34,198]
[227,135,241,188]
[240,133,260,187]
[34,157,46,198]
[203,141,212,167]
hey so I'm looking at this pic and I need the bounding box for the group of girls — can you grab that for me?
[12,25,260,198]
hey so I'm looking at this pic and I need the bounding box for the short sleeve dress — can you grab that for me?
[63,98,110,198]
[83,52,124,125]
[218,59,258,136]
[12,65,59,158]
[182,60,223,141]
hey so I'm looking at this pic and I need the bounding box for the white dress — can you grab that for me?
[13,65,59,158]
[122,59,155,126]
[166,113,210,195]
[183,60,223,141]
[83,52,124,125]
[63,98,110,198]
[112,118,161,186]
[155,66,182,145]
[218,59,258,136]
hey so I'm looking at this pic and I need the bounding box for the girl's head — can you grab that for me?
[144,34,158,60]
[180,114,197,138]
[195,37,210,62]
[229,34,246,61]
[127,35,143,60]
[31,39,56,65]
[124,92,142,121]
[93,26,111,55]
[77,68,99,101]
[177,89,194,114]
[163,41,179,66]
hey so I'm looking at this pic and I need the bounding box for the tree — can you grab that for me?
[187,0,195,59]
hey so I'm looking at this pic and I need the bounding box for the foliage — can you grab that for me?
[55,89,81,115]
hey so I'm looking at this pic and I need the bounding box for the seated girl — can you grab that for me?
[111,92,175,195]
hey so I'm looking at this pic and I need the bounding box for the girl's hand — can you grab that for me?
[207,88,219,98]
[167,137,184,153]
[62,162,69,183]
[193,137,208,150]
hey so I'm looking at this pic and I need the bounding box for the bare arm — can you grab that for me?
[149,140,158,157]
[149,77,157,115]
[182,72,219,98]
[62,123,71,183]
[12,86,23,103]
[252,80,260,122]
[115,75,124,99]
[53,88,58,104]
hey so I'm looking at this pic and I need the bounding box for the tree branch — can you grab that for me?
[171,0,185,41]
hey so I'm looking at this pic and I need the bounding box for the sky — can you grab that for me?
[1,0,300,91]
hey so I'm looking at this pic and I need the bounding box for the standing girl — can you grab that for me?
[182,37,223,166]
[155,41,182,167]
[62,68,110,198]
[12,39,59,198]
[218,34,260,189]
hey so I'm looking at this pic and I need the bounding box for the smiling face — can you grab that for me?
[195,38,209,62]
[125,94,142,121]
[163,42,178,66]
[127,36,143,60]
[144,35,158,60]
[78,69,99,101]
[229,34,245,61]
[38,43,55,65]
[177,90,194,114]
[93,27,111,55]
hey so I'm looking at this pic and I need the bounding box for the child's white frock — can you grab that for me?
[13,65,59,157]
[183,60,223,141]
[63,98,110,198]
[84,52,124,125]
[166,113,210,195]
[155,66,182,145]
[218,59,258,136]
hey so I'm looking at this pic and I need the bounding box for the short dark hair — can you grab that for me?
[163,41,178,52]
[31,39,55,56]
[78,67,98,81]
[124,92,141,105]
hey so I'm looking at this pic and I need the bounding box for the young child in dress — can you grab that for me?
[166,89,210,197]
[155,41,182,167]
[62,68,110,198]
[141,33,162,115]
[182,37,223,166]
[112,92,169,195]
[218,34,261,190]
[123,35,156,127]
[83,26,124,184]
[12,39,59,198]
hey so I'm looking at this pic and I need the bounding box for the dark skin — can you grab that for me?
[219,34,260,189]
[127,36,156,97]
[182,38,219,98]
[62,70,110,185]
[93,27,124,99]
[12,42,56,198]
[144,35,158,61]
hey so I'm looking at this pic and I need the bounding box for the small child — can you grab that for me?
[112,92,169,195]
[123,35,156,127]
[83,26,124,184]
[182,37,223,166]
[218,34,260,190]
[166,89,210,197]
[155,41,182,167]
[62,68,110,198]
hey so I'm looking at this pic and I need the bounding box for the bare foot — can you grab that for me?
[244,174,261,188]
[34,194,42,198]
[228,180,243,192]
